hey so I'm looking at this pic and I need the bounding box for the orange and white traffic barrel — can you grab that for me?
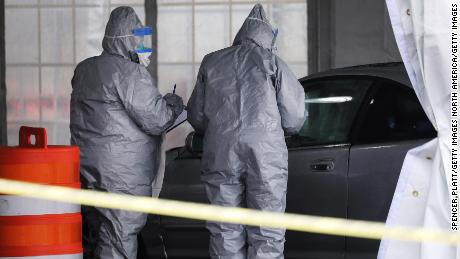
[0,127,82,258]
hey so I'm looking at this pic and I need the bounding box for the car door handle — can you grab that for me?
[310,159,335,172]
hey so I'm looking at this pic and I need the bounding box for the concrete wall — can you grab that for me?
[0,0,6,145]
[333,0,401,68]
[146,0,158,84]
[308,0,402,73]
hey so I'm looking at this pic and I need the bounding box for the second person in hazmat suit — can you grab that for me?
[70,6,184,259]
[187,4,306,259]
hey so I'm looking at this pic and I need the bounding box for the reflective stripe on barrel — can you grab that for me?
[0,195,80,216]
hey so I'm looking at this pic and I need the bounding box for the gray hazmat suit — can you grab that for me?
[187,4,306,259]
[70,6,184,259]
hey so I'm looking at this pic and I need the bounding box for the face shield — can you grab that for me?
[132,26,153,67]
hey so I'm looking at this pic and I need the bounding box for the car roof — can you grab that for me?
[299,62,412,88]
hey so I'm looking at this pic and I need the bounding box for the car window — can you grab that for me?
[286,78,373,148]
[356,80,437,143]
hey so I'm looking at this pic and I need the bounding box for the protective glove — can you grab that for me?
[164,93,185,117]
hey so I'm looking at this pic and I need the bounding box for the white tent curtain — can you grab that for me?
[379,0,457,258]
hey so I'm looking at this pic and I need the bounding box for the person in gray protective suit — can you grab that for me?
[70,6,184,259]
[187,4,306,259]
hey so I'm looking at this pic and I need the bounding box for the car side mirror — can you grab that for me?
[186,131,203,154]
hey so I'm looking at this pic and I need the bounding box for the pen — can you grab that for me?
[173,84,177,94]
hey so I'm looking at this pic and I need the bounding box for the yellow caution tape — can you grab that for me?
[0,178,459,245]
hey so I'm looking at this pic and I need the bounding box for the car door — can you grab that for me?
[346,79,437,259]
[284,77,374,259]
[157,76,376,259]
[159,146,209,258]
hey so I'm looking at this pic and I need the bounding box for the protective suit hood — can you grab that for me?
[233,4,277,51]
[102,6,142,59]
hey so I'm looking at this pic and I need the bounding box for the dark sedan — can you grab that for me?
[138,63,436,259]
